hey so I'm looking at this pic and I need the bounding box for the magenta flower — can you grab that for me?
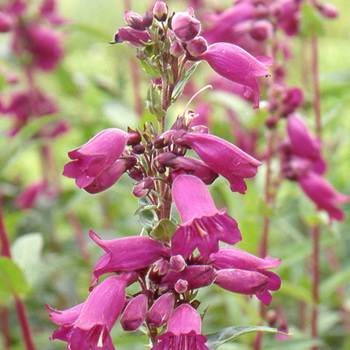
[48,273,137,350]
[146,293,175,328]
[112,27,150,47]
[211,247,281,306]
[175,133,262,193]
[171,175,242,259]
[26,24,64,71]
[90,230,169,286]
[298,172,349,222]
[171,11,201,42]
[272,0,301,36]
[152,304,209,350]
[120,294,148,331]
[63,128,129,192]
[198,42,272,109]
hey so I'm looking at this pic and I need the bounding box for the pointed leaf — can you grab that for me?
[206,325,289,350]
[150,218,178,240]
[0,257,30,304]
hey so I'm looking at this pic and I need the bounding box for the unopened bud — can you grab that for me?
[249,20,273,41]
[120,294,147,331]
[265,115,278,129]
[127,130,142,145]
[146,293,175,327]
[317,3,338,18]
[153,1,168,22]
[170,40,185,57]
[175,279,188,293]
[171,11,201,41]
[142,11,153,27]
[186,36,208,57]
[170,255,187,271]
[133,177,154,197]
[0,11,12,33]
[124,11,145,31]
[132,144,145,154]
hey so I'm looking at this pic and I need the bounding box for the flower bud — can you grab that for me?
[128,167,143,181]
[143,11,153,27]
[0,11,12,32]
[186,36,208,57]
[120,294,148,331]
[171,12,201,41]
[249,20,273,41]
[146,293,175,327]
[132,144,145,154]
[124,11,145,30]
[170,40,185,57]
[175,279,188,293]
[153,1,168,22]
[317,3,338,18]
[133,177,154,198]
[169,255,186,272]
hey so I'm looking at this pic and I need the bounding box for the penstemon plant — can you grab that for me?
[46,2,284,349]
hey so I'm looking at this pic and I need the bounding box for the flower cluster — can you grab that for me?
[48,2,281,349]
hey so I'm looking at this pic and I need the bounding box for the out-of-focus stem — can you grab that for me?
[311,225,320,350]
[0,198,36,350]
[130,59,143,117]
[311,37,321,137]
[0,306,11,349]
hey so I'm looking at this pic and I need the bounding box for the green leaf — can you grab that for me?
[300,3,324,37]
[136,198,157,234]
[12,233,44,287]
[150,218,178,240]
[206,326,288,349]
[140,60,161,78]
[0,257,30,304]
[172,61,201,102]
[0,114,60,174]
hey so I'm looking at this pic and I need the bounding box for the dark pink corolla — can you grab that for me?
[26,24,64,71]
[63,128,129,193]
[47,273,137,350]
[152,304,209,350]
[298,172,348,222]
[90,230,169,286]
[283,115,348,221]
[112,27,151,47]
[175,133,262,193]
[211,247,281,306]
[198,43,272,109]
[171,175,242,259]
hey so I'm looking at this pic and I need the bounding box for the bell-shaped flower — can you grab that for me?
[90,230,169,286]
[63,128,129,192]
[171,175,242,259]
[298,172,349,222]
[211,247,281,306]
[175,133,261,193]
[146,293,175,328]
[48,273,137,350]
[198,43,272,109]
[120,294,148,331]
[152,304,209,350]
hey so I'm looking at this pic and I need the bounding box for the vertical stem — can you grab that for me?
[0,306,11,349]
[0,198,36,350]
[130,59,143,117]
[311,226,320,350]
[311,37,321,138]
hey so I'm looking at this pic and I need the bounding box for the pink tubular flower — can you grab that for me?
[211,247,281,306]
[26,25,63,71]
[47,273,137,350]
[90,230,169,286]
[175,133,262,193]
[171,175,242,259]
[298,172,349,222]
[63,128,129,192]
[120,294,148,331]
[112,27,150,46]
[146,293,175,328]
[152,304,209,350]
[198,43,272,109]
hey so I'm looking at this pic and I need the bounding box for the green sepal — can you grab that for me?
[150,218,178,241]
[146,83,166,120]
[135,197,158,234]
